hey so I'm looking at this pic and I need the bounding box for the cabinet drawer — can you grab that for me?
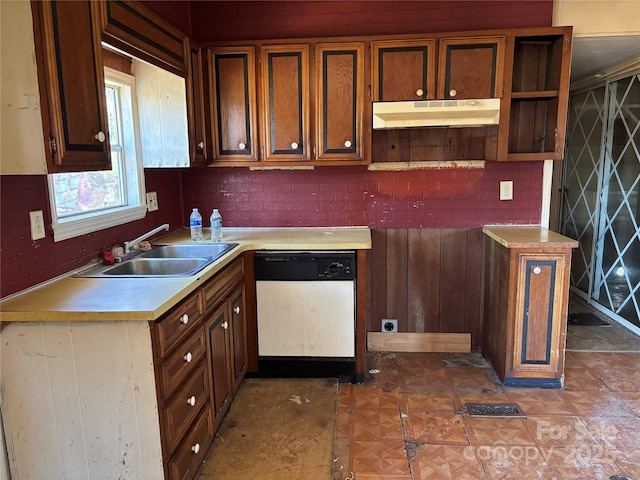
[157,327,206,400]
[167,405,214,480]
[163,363,210,455]
[203,258,243,311]
[154,292,202,358]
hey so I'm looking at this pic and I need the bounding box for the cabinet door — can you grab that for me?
[260,45,310,162]
[371,40,436,101]
[208,47,258,163]
[35,0,111,171]
[229,286,247,394]
[206,304,232,420]
[187,41,207,166]
[438,36,505,99]
[315,43,365,162]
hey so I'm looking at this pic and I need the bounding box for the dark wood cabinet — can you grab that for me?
[229,286,248,394]
[33,0,111,172]
[498,27,573,161]
[482,226,577,388]
[315,42,366,163]
[371,39,437,101]
[187,40,208,166]
[260,45,311,162]
[206,303,232,419]
[438,36,505,99]
[207,46,258,164]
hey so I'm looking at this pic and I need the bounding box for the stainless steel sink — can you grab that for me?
[75,243,238,278]
[139,243,238,260]
[102,258,211,277]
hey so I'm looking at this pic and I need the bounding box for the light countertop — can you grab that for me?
[483,225,579,249]
[0,227,371,322]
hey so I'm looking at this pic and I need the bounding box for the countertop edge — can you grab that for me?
[482,225,579,249]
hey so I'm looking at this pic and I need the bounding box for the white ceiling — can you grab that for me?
[570,35,640,82]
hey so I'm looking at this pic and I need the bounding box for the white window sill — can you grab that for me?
[51,205,147,242]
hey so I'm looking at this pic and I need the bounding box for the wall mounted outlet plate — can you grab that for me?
[382,319,398,333]
[146,191,159,211]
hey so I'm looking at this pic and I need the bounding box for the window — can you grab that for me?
[48,67,147,241]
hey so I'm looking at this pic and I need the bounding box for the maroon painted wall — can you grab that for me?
[0,1,552,298]
[182,163,543,228]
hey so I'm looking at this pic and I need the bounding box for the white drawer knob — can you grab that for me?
[344,140,352,148]
[222,321,228,330]
[415,89,424,97]
[183,352,193,363]
[233,306,240,314]
[239,142,246,150]
[191,443,200,454]
[533,266,542,275]
[94,131,106,143]
[187,395,196,407]
[197,141,204,150]
[449,89,457,97]
[291,142,299,149]
[180,314,189,325]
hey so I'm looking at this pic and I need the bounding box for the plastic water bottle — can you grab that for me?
[190,208,203,241]
[210,209,223,242]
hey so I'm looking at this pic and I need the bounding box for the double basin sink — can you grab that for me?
[76,243,238,278]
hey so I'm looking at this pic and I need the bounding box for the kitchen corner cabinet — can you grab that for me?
[260,45,311,162]
[498,27,573,161]
[207,46,259,164]
[315,43,367,163]
[371,39,437,101]
[482,226,578,388]
[438,36,505,99]
[187,40,208,166]
[32,0,111,172]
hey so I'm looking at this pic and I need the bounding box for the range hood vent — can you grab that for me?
[373,98,500,129]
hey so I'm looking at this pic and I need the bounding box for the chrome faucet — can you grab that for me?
[124,223,170,254]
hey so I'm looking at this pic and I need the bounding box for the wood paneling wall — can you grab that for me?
[369,227,484,350]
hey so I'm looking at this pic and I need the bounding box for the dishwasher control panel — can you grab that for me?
[255,252,356,281]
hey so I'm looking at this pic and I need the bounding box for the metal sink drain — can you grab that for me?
[464,403,526,418]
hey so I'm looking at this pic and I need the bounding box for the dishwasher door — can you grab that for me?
[256,279,355,357]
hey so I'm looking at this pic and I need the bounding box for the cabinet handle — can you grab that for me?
[291,142,299,150]
[187,395,196,407]
[415,89,424,97]
[233,306,240,314]
[183,352,193,363]
[239,142,246,150]
[94,131,106,143]
[197,141,204,150]
[222,321,228,330]
[179,314,189,325]
[344,140,352,148]
[191,443,200,454]
[533,267,542,275]
[449,89,457,98]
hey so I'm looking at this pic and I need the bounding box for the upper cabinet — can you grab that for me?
[315,42,366,163]
[187,40,208,166]
[437,36,505,99]
[498,27,573,161]
[371,40,437,101]
[33,0,111,172]
[207,47,259,164]
[260,44,311,162]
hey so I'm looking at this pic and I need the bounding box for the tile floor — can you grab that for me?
[336,350,640,480]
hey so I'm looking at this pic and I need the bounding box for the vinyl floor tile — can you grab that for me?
[410,445,488,480]
[350,439,411,475]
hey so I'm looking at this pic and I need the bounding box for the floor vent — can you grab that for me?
[568,312,610,326]
[464,403,526,418]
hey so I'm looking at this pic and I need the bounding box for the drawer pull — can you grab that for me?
[291,142,299,150]
[191,443,200,454]
[187,395,196,407]
[233,306,240,315]
[222,321,229,330]
[183,352,193,363]
[239,142,246,150]
[449,89,457,97]
[179,314,189,325]
[415,88,424,97]
[344,140,352,148]
[533,266,542,275]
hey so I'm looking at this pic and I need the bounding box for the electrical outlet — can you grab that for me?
[146,191,159,211]
[382,319,398,333]
[29,210,46,240]
[500,181,513,201]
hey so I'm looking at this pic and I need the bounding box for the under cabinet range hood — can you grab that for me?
[372,98,501,129]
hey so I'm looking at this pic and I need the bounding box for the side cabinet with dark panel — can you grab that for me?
[482,226,577,388]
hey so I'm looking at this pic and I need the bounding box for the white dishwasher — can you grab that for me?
[254,251,356,381]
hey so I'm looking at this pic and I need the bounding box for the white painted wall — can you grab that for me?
[0,321,164,480]
[0,0,47,175]
[553,0,640,36]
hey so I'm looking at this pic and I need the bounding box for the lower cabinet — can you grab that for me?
[152,256,246,480]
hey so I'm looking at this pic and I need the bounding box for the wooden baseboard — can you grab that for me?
[367,332,471,353]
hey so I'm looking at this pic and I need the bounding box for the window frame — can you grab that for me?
[48,67,147,242]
